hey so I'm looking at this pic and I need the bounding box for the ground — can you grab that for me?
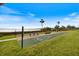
[0,30,79,56]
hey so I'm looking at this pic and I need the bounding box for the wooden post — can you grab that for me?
[21,26,24,48]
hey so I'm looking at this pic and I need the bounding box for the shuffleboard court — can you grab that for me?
[16,32,65,48]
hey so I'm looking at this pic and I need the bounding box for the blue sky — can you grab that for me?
[0,3,79,28]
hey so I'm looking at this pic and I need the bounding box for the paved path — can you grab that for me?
[0,38,16,42]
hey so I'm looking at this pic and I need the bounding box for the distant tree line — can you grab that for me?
[53,25,79,31]
[40,20,79,33]
[41,25,79,33]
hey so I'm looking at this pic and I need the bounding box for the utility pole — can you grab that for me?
[21,26,24,48]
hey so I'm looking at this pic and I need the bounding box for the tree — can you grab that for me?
[67,25,71,30]
[60,26,66,31]
[42,27,51,32]
[67,25,76,30]
[41,27,52,34]
[54,25,60,32]
[55,21,60,32]
[71,26,76,29]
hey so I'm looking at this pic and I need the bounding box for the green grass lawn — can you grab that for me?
[0,30,79,56]
[0,35,15,40]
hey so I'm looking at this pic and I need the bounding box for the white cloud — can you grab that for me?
[63,16,79,22]
[0,5,38,22]
[75,16,79,19]
[0,6,40,28]
[73,19,79,22]
[69,12,77,16]
[0,14,41,28]
[0,15,23,22]
[0,6,24,15]
[72,17,79,22]
[63,12,79,22]
[27,12,35,17]
[63,17,70,21]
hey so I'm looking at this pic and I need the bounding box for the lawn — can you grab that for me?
[0,35,15,40]
[0,30,79,56]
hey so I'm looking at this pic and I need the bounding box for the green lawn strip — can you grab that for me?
[0,40,20,56]
[0,30,79,56]
[0,35,15,40]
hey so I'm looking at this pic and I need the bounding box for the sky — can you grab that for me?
[0,3,79,28]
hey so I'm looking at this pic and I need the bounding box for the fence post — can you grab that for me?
[21,26,24,48]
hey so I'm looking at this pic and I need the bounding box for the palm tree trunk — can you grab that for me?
[41,23,43,29]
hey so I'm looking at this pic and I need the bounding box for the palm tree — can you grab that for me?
[57,21,60,25]
[54,25,59,32]
[40,19,45,29]
[57,21,60,32]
